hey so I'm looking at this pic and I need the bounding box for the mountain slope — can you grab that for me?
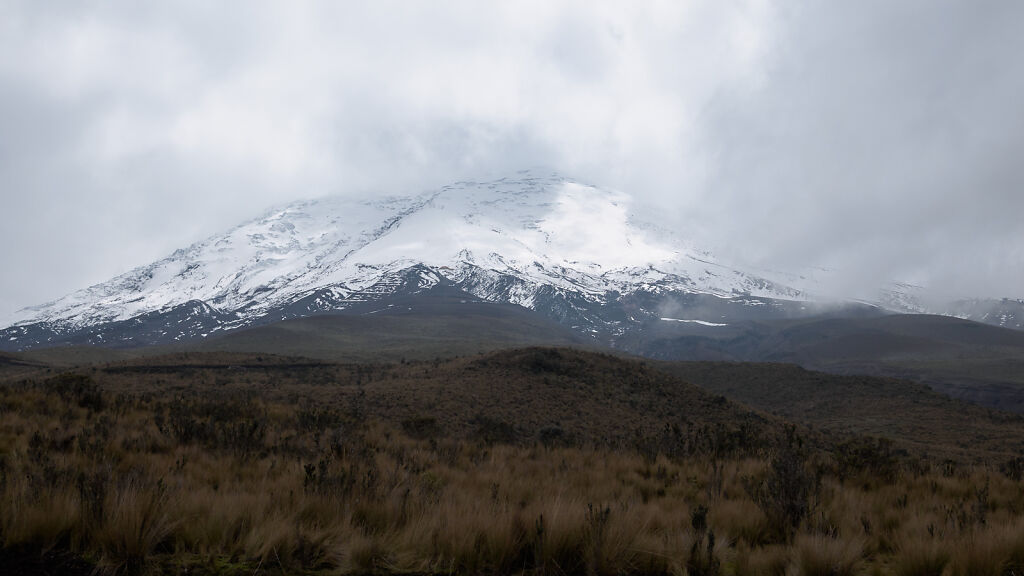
[639,314,1024,412]
[2,170,1020,353]
[654,360,1024,461]
[1,171,811,351]
[68,347,784,450]
[190,283,589,363]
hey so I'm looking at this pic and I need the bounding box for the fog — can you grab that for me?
[2,1,1022,318]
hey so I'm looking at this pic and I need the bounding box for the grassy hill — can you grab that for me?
[0,350,47,379]
[655,360,1024,461]
[636,313,1024,412]
[81,347,781,452]
[0,351,24,366]
[14,344,1022,463]
[14,299,1024,416]
[10,287,589,367]
[193,306,588,364]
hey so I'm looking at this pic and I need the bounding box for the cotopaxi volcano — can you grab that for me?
[2,170,1021,351]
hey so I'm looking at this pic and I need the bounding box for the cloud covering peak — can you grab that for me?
[1,1,1022,316]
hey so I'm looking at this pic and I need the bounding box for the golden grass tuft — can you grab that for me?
[733,543,789,576]
[792,534,864,576]
[95,481,177,575]
[1,478,81,551]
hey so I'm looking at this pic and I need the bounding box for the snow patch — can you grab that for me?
[659,318,729,327]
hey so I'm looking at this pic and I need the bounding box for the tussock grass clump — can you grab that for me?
[894,538,949,576]
[95,480,176,575]
[792,534,864,576]
[733,543,788,576]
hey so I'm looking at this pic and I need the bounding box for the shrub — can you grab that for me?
[401,416,440,440]
[744,441,819,542]
[687,505,720,576]
[471,416,518,445]
[46,373,105,412]
[833,436,901,484]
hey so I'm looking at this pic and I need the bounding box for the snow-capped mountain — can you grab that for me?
[938,298,1024,330]
[1,171,812,350]
[1,170,1016,351]
[873,284,1024,330]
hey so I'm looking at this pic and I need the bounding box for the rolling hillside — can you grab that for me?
[636,313,1024,412]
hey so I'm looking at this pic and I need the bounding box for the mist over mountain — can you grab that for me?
[3,3,1024,321]
[3,170,1020,353]
[5,6,1024,575]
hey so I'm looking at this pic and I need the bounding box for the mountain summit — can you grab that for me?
[2,170,1020,350]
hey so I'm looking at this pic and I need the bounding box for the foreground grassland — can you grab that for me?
[3,351,1024,575]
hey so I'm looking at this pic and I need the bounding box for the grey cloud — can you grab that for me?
[687,1,1024,299]
[0,1,1022,318]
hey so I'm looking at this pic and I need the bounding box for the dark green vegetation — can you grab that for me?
[5,347,1024,574]
[183,310,1024,416]
[13,287,587,367]
[656,362,1024,461]
[18,349,781,449]
[0,350,46,381]
[0,350,42,368]
[10,291,1024,416]
[633,313,1024,413]
[206,283,593,364]
[196,307,586,364]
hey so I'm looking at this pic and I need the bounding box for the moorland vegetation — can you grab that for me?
[2,348,1024,575]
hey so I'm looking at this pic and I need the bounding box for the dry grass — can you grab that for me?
[792,534,864,576]
[3,357,1024,575]
[894,538,950,576]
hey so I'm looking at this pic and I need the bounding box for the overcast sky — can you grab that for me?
[2,1,1022,318]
